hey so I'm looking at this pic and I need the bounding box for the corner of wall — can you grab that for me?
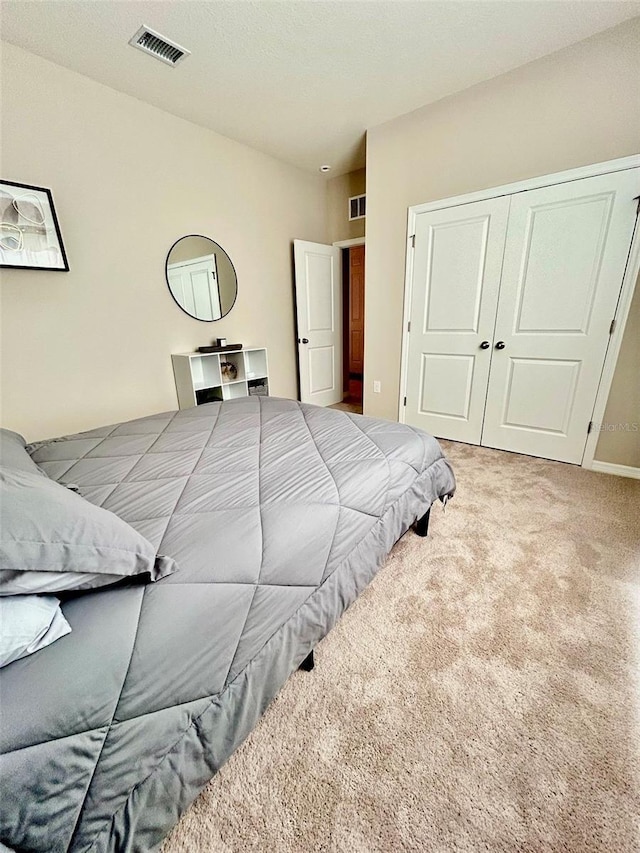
[327,168,366,244]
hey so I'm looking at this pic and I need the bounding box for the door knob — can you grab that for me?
[495,341,506,350]
[299,338,309,344]
[479,341,490,349]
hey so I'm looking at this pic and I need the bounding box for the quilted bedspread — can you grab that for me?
[0,397,455,852]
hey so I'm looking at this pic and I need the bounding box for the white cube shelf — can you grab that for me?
[172,348,269,409]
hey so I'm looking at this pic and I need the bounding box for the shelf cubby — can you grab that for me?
[223,381,249,400]
[248,378,269,397]
[244,349,268,381]
[190,355,222,391]
[220,352,245,384]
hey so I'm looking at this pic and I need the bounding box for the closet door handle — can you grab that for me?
[299,338,309,344]
[479,341,490,349]
[495,341,506,350]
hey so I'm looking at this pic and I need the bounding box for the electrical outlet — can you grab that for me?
[373,381,381,393]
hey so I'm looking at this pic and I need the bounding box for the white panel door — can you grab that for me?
[404,197,510,442]
[482,169,639,463]
[167,255,221,321]
[293,240,342,406]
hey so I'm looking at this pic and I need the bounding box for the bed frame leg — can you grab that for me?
[415,507,431,537]
[299,650,315,671]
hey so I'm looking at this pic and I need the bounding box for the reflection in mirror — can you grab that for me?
[166,235,238,322]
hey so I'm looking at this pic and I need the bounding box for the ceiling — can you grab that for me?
[2,1,639,176]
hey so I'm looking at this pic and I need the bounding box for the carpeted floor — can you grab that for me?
[162,440,640,853]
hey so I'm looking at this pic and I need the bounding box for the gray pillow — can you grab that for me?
[0,594,72,667]
[0,467,176,595]
[0,428,43,475]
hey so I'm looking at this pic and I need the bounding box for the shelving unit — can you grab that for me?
[171,348,269,409]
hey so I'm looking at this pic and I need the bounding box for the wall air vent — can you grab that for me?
[129,26,191,67]
[349,194,366,221]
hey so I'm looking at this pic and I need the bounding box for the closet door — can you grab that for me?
[404,197,510,443]
[482,169,639,464]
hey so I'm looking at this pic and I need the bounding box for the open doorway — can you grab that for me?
[292,237,364,412]
[337,243,365,413]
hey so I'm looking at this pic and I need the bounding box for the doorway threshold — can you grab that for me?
[330,401,363,415]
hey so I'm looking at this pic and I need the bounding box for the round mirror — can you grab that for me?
[166,235,238,321]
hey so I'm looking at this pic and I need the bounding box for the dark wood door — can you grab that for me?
[348,245,365,402]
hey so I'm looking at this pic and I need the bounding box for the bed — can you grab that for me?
[0,396,455,852]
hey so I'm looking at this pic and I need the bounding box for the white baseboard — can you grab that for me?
[589,460,640,480]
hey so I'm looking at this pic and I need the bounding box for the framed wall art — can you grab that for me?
[0,180,69,271]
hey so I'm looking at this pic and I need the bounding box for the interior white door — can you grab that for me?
[293,240,342,406]
[404,197,510,442]
[167,255,221,321]
[481,168,639,463]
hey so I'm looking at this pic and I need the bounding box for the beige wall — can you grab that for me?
[0,43,327,440]
[595,273,640,467]
[327,168,366,243]
[364,18,640,466]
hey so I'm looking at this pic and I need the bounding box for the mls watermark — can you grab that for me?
[592,422,639,432]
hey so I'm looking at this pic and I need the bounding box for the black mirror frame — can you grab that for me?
[165,234,238,322]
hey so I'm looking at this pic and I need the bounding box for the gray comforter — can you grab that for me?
[0,397,455,852]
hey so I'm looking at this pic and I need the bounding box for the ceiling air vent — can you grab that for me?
[129,26,191,67]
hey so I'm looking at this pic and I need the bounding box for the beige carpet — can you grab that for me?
[163,440,640,853]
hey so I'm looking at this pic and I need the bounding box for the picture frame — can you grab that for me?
[0,180,69,271]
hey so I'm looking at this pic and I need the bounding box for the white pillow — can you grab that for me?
[0,595,71,668]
